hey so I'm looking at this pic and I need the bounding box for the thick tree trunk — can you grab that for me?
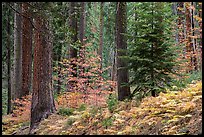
[99,2,104,70]
[22,3,32,97]
[116,2,130,101]
[13,3,22,100]
[30,13,56,134]
[7,5,12,114]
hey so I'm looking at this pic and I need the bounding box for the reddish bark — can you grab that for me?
[22,3,32,97]
[30,13,56,133]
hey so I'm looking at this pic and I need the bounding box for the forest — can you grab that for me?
[2,2,202,135]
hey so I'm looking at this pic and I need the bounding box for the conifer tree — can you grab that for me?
[128,2,177,97]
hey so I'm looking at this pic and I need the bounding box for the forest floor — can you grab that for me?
[2,81,202,135]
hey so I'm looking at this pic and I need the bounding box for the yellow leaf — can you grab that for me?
[76,125,85,129]
[104,129,116,133]
[185,114,192,118]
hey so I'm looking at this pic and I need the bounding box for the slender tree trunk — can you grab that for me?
[30,12,56,134]
[198,2,202,70]
[57,46,62,94]
[79,2,86,93]
[22,2,32,97]
[116,2,130,101]
[110,3,117,83]
[190,2,198,71]
[177,2,184,49]
[99,2,104,70]
[172,2,179,43]
[7,5,12,114]
[79,2,85,45]
[79,2,85,68]
[69,2,78,60]
[185,2,193,72]
[151,3,155,97]
[68,2,78,92]
[13,3,22,100]
[111,48,116,82]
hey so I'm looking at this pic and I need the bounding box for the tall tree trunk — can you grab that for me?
[150,3,155,97]
[69,2,78,60]
[111,48,116,82]
[22,2,32,97]
[185,2,193,72]
[79,2,85,45]
[172,2,179,43]
[177,2,184,48]
[30,10,56,134]
[56,2,63,94]
[178,2,188,59]
[99,2,104,70]
[190,2,198,71]
[78,2,86,94]
[198,2,202,70]
[116,2,130,101]
[7,5,12,114]
[79,2,85,69]
[110,3,117,83]
[68,2,78,92]
[57,45,62,94]
[13,3,22,100]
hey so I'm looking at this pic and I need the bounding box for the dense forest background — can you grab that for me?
[2,2,202,135]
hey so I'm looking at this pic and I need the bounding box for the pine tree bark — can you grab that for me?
[116,2,130,101]
[7,5,12,114]
[13,3,22,100]
[22,2,32,97]
[30,11,56,134]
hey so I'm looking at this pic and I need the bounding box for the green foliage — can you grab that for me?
[127,2,178,96]
[2,88,8,115]
[90,106,102,117]
[58,107,74,116]
[106,94,118,112]
[169,70,202,91]
[102,117,114,128]
[66,118,75,126]
[185,71,202,83]
[78,104,86,112]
